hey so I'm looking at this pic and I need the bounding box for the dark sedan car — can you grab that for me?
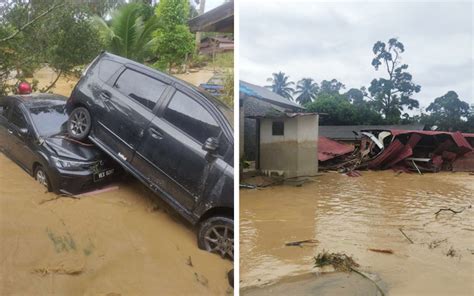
[65,52,234,259]
[0,94,119,195]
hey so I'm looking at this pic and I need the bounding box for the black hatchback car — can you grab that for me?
[65,52,234,259]
[0,94,119,194]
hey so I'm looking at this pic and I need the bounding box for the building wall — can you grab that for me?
[259,115,319,178]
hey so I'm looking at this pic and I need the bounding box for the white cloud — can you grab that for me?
[239,0,474,108]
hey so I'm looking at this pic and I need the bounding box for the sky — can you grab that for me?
[239,0,474,112]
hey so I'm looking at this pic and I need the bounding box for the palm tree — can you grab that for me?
[294,78,319,105]
[93,3,159,63]
[266,71,294,100]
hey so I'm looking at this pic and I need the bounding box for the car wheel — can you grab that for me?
[68,107,91,140]
[198,216,234,260]
[35,166,51,191]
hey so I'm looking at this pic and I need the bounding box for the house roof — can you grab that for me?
[188,1,234,33]
[319,124,426,140]
[201,36,234,43]
[247,112,318,119]
[240,80,303,110]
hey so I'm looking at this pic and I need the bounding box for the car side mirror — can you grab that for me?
[19,128,29,136]
[202,137,219,153]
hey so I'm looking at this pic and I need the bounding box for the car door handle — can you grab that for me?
[148,128,163,140]
[100,91,111,101]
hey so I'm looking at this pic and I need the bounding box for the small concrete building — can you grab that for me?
[254,113,319,178]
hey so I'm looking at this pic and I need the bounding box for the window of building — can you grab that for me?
[272,121,284,136]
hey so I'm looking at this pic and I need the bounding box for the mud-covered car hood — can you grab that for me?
[43,137,103,161]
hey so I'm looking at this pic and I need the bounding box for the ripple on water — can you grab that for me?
[240,171,474,293]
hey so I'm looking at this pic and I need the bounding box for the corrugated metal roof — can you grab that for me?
[247,112,318,119]
[318,137,354,161]
[240,80,303,110]
[319,124,425,140]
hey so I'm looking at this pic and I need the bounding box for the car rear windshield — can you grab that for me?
[29,105,68,137]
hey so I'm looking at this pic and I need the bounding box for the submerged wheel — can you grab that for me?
[35,166,51,191]
[67,107,91,140]
[198,216,234,260]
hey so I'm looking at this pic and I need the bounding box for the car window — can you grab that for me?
[0,99,10,118]
[10,106,27,129]
[114,69,167,110]
[99,59,122,83]
[163,91,221,144]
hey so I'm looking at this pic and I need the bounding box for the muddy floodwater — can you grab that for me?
[0,154,232,295]
[240,171,474,295]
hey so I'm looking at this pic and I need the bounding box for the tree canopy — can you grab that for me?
[368,38,421,123]
[294,78,319,105]
[153,0,195,72]
[266,71,294,101]
[94,3,159,63]
[423,91,472,132]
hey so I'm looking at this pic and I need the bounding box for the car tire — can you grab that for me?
[67,107,91,140]
[34,166,51,192]
[198,216,234,260]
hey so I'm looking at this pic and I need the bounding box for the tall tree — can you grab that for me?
[93,3,159,63]
[319,79,345,94]
[294,78,319,105]
[424,91,471,131]
[154,0,195,72]
[368,38,421,123]
[265,71,294,100]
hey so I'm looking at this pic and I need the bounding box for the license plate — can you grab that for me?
[94,169,114,182]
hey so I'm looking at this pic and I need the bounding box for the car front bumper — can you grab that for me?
[48,165,120,195]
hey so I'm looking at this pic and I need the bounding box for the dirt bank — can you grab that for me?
[0,153,232,295]
[27,66,217,99]
[240,171,474,295]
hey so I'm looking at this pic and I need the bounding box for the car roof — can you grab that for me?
[100,52,232,112]
[4,93,67,109]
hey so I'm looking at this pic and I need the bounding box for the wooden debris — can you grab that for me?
[398,228,414,244]
[285,239,319,247]
[435,206,470,216]
[368,248,394,254]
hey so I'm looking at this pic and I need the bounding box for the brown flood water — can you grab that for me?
[0,153,232,295]
[240,171,474,295]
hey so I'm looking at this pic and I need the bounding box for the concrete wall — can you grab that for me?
[259,115,319,178]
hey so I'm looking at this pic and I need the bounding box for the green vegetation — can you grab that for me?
[266,38,472,132]
[0,1,102,94]
[294,78,319,105]
[266,71,294,100]
[221,70,234,107]
[153,0,194,72]
[93,3,158,63]
[368,38,421,123]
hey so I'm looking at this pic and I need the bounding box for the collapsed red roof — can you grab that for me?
[318,136,354,161]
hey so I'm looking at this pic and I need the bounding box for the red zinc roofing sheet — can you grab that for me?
[389,130,472,153]
[318,136,354,161]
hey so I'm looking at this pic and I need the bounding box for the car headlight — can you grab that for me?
[51,156,96,170]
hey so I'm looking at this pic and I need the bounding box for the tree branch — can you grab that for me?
[42,70,63,92]
[0,3,65,43]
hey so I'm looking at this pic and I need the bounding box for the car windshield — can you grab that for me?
[29,104,68,137]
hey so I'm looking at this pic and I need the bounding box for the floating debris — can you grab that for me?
[314,251,359,272]
[368,248,394,254]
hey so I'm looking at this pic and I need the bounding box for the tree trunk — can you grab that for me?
[194,0,206,54]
